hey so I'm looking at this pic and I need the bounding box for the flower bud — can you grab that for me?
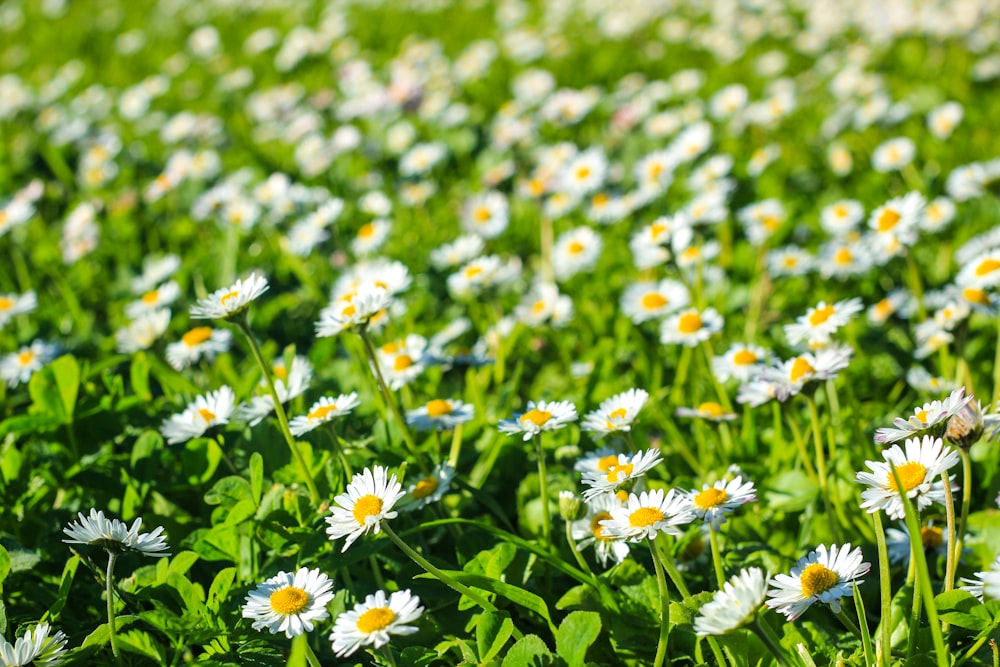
[558,490,586,521]
[946,399,984,450]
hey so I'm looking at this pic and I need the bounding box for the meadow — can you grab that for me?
[2,0,1000,665]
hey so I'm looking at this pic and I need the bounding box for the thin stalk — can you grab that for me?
[752,616,792,667]
[648,538,671,667]
[708,527,726,589]
[955,449,973,569]
[447,424,464,468]
[701,340,733,412]
[905,252,927,322]
[669,346,694,406]
[381,645,397,667]
[852,584,875,667]
[942,471,958,594]
[325,424,354,481]
[564,520,596,581]
[806,394,842,542]
[540,216,554,284]
[535,435,551,549]
[302,638,322,667]
[235,320,320,503]
[835,608,863,640]
[106,552,120,662]
[957,634,995,666]
[872,512,892,667]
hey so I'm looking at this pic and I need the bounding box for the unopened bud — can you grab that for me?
[558,490,586,521]
[946,399,984,450]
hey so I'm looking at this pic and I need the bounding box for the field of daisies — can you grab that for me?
[5,0,1000,665]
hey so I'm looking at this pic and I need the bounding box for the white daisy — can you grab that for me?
[0,623,67,666]
[957,250,1000,290]
[573,446,625,475]
[462,191,509,239]
[63,508,170,557]
[767,246,813,277]
[289,393,361,437]
[694,567,769,636]
[871,137,915,172]
[580,388,649,439]
[686,476,756,530]
[131,254,181,294]
[497,400,578,442]
[165,326,232,370]
[0,290,37,329]
[620,279,690,324]
[351,219,392,256]
[660,307,723,347]
[401,463,455,509]
[758,345,853,401]
[867,192,925,261]
[242,567,335,638]
[599,488,695,542]
[820,200,865,237]
[430,234,485,270]
[376,335,430,390]
[125,281,181,319]
[675,402,738,423]
[581,449,662,501]
[712,343,770,383]
[960,554,1000,602]
[159,386,236,445]
[190,273,269,320]
[115,308,171,354]
[873,388,972,444]
[330,589,423,657]
[326,466,406,552]
[765,544,870,621]
[315,286,394,338]
[1,340,59,388]
[857,435,960,520]
[885,522,950,566]
[570,494,631,568]
[783,297,863,347]
[553,226,602,281]
[406,399,474,432]
[514,282,573,328]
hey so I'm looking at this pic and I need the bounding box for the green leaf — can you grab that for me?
[131,430,162,469]
[181,438,222,485]
[47,554,80,620]
[0,545,10,589]
[118,629,163,661]
[206,567,237,614]
[476,611,514,663]
[81,615,139,647]
[8,549,41,573]
[501,634,553,667]
[934,590,990,631]
[555,611,601,667]
[205,476,254,508]
[130,352,152,401]
[167,551,200,579]
[249,452,264,506]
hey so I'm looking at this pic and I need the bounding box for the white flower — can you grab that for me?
[330,589,424,657]
[857,435,960,520]
[580,389,649,439]
[160,386,236,445]
[115,308,171,354]
[675,402,738,422]
[765,544,870,620]
[0,290,37,329]
[63,508,170,556]
[686,476,756,530]
[125,281,181,319]
[712,343,770,383]
[242,567,335,638]
[0,622,67,666]
[326,466,406,552]
[497,400,578,441]
[514,283,573,328]
[783,297,863,347]
[694,567,769,635]
[871,137,915,172]
[553,226,602,281]
[570,494,631,568]
[620,280,690,324]
[1,340,59,388]
[660,307,723,347]
[960,554,1000,602]
[599,488,695,541]
[401,463,456,509]
[315,286,394,337]
[581,449,662,501]
[462,191,509,239]
[190,273,269,320]
[289,393,361,437]
[406,399,474,432]
[874,388,972,444]
[165,327,232,370]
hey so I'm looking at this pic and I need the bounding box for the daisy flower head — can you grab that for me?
[765,544,870,621]
[160,386,236,445]
[906,366,955,394]
[686,476,757,530]
[406,398,474,432]
[326,466,405,552]
[867,192,925,261]
[190,273,269,321]
[242,567,335,638]
[125,280,181,319]
[580,388,649,440]
[694,567,769,636]
[330,589,423,657]
[760,345,853,401]
[401,463,455,509]
[873,387,972,444]
[857,435,960,520]
[1,340,59,388]
[315,285,394,338]
[620,279,690,324]
[767,246,813,277]
[960,554,1000,602]
[376,335,429,390]
[660,307,724,347]
[886,522,950,566]
[351,218,391,256]
[871,137,915,173]
[581,449,662,501]
[675,402,738,422]
[0,290,37,329]
[166,326,232,370]
[573,446,623,475]
[599,488,695,542]
[783,297,863,348]
[712,343,770,383]
[462,190,509,239]
[920,196,956,233]
[63,508,170,557]
[0,623,67,666]
[957,250,1000,291]
[927,101,963,139]
[552,226,602,281]
[289,393,361,437]
[115,308,171,354]
[514,282,573,328]
[820,199,864,237]
[570,493,630,568]
[497,400,578,442]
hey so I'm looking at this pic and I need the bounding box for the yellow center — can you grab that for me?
[698,402,724,417]
[887,462,926,492]
[629,507,664,527]
[606,463,634,483]
[833,204,847,218]
[834,247,853,265]
[520,409,552,427]
[198,408,216,423]
[641,292,668,310]
[877,209,901,232]
[0,297,12,311]
[789,357,815,382]
[532,300,547,315]
[393,355,414,371]
[464,266,484,279]
[694,487,728,509]
[425,399,453,417]
[608,407,628,421]
[308,404,338,421]
[141,289,160,305]
[219,290,239,306]
[576,166,591,181]
[762,215,781,231]
[356,607,396,633]
[808,305,835,326]
[358,222,376,239]
[591,511,612,539]
[678,312,703,334]
[650,222,666,238]
[597,455,620,472]
[182,327,213,346]
[568,241,585,255]
[649,162,665,179]
[963,287,988,305]
[800,563,838,597]
[411,476,439,499]
[732,349,757,365]
[592,193,609,207]
[914,409,929,423]
[353,494,384,525]
[18,350,35,365]
[269,586,310,615]
[681,247,700,261]
[874,299,892,319]
[975,258,1000,277]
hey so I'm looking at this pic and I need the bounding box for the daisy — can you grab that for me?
[956,250,1000,290]
[738,199,786,246]
[920,196,956,233]
[660,307,723,347]
[599,489,695,541]
[190,273,269,321]
[401,463,455,509]
[242,568,335,638]
[675,402,738,422]
[560,147,607,197]
[686,476,756,530]
[819,200,864,237]
[712,343,770,383]
[330,589,423,657]
[867,192,925,261]
[406,399,474,432]
[581,449,662,501]
[0,290,37,329]
[927,101,963,139]
[351,219,391,256]
[326,466,405,552]
[765,544,870,621]
[945,397,985,450]
[570,493,631,568]
[694,567,769,636]
[514,282,573,328]
[115,308,171,354]
[758,345,853,401]
[160,386,236,445]
[573,446,624,475]
[783,297,863,348]
[125,281,181,319]
[430,235,485,269]
[165,326,232,370]
[620,280,690,324]
[867,290,910,326]
[580,388,649,439]
[873,388,972,444]
[289,393,361,437]
[63,508,170,557]
[315,286,394,338]
[885,522,950,565]
[960,554,1000,602]
[376,335,430,390]
[766,246,813,277]
[817,239,874,280]
[498,400,578,442]
[237,355,314,426]
[857,435,960,520]
[462,191,509,239]
[906,366,955,394]
[0,623,67,666]
[1,340,59,388]
[552,226,602,281]
[871,137,915,173]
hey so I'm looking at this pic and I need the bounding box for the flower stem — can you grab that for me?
[648,538,671,667]
[753,616,791,667]
[564,520,597,584]
[301,636,322,667]
[806,394,842,542]
[448,424,464,468]
[708,527,726,589]
[381,644,398,667]
[942,471,958,594]
[955,449,973,576]
[325,424,354,482]
[670,346,693,406]
[106,552,120,662]
[872,512,892,667]
[235,319,320,504]
[535,435,551,549]
[852,584,875,667]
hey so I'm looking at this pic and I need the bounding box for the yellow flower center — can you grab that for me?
[808,305,836,327]
[733,349,758,365]
[308,404,338,421]
[353,494,384,525]
[963,288,989,305]
[762,215,781,231]
[182,327,213,347]
[629,506,664,527]
[591,511,612,539]
[877,209,901,232]
[425,399,452,417]
[649,162,665,179]
[274,365,287,381]
[532,300,547,315]
[269,586,310,615]
[340,303,357,319]
[975,258,1000,277]
[678,312,703,334]
[887,462,926,492]
[694,487,728,509]
[597,455,620,472]
[219,290,239,306]
[358,222,376,239]
[914,409,929,423]
[18,350,34,365]
[921,526,944,549]
[464,266,483,279]
[833,204,847,218]
[592,193,609,207]
[0,297,12,311]
[640,292,668,310]
[800,563,838,597]
[649,222,666,238]
[568,241,585,256]
[393,355,414,371]
[789,357,815,382]
[873,299,892,319]
[141,289,160,305]
[606,463,634,483]
[411,476,439,499]
[198,408,216,423]
[575,166,591,181]
[608,407,628,421]
[681,247,700,262]
[357,607,396,633]
[834,247,853,265]
[698,402,724,417]
[520,409,552,427]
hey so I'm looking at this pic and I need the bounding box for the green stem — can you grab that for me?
[670,346,693,406]
[564,520,596,582]
[708,527,726,589]
[993,317,1000,410]
[649,538,671,667]
[752,616,792,667]
[106,552,120,662]
[806,394,841,541]
[905,252,927,322]
[325,424,354,481]
[381,644,397,667]
[872,512,892,667]
[448,424,464,468]
[655,537,690,597]
[852,584,875,667]
[302,637,322,667]
[943,472,958,595]
[536,435,551,549]
[835,608,863,640]
[236,320,320,503]
[955,449,973,573]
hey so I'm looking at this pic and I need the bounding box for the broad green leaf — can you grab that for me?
[129,352,152,401]
[206,567,237,614]
[8,549,41,573]
[934,590,990,631]
[181,438,222,485]
[555,611,601,667]
[118,629,163,661]
[131,430,162,469]
[0,545,10,588]
[476,611,514,663]
[81,615,139,648]
[501,635,553,667]
[28,355,79,421]
[249,452,263,505]
[167,551,200,578]
[415,570,556,635]
[205,476,254,507]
